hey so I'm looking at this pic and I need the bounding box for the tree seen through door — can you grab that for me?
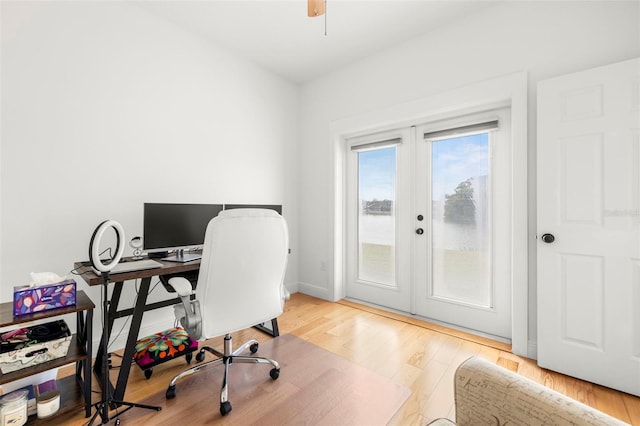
[432,133,490,307]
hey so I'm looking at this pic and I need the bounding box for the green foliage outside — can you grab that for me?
[444,178,475,224]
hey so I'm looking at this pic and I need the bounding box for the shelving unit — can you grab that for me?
[0,290,94,421]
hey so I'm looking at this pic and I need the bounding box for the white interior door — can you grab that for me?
[414,108,512,339]
[537,57,640,396]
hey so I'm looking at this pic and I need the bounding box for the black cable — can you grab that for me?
[107,291,136,353]
[105,277,162,353]
[98,247,113,260]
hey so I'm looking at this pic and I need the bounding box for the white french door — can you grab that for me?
[414,108,512,339]
[345,128,413,312]
[346,108,513,339]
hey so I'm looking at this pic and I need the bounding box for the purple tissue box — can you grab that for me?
[13,279,76,316]
[37,379,57,394]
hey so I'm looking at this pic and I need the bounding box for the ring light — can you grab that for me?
[87,220,161,420]
[89,220,125,273]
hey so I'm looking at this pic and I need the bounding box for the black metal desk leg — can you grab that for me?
[112,277,153,403]
[93,281,123,398]
[253,318,280,337]
[83,309,93,417]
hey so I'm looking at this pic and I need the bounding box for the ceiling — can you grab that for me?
[134,0,502,83]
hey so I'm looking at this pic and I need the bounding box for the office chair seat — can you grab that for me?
[164,208,289,417]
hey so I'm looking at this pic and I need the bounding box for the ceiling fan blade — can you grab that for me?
[308,0,325,17]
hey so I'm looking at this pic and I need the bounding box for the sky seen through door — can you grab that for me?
[359,134,489,206]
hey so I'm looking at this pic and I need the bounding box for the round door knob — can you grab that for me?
[416,228,424,235]
[417,215,424,221]
[541,233,555,243]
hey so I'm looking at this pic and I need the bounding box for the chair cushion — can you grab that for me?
[133,327,198,370]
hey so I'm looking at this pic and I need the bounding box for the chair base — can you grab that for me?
[165,333,280,416]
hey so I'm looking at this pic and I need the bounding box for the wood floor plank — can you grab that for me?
[421,361,456,423]
[564,375,598,407]
[624,393,640,425]
[387,390,427,426]
[497,356,519,372]
[390,358,449,425]
[337,298,512,351]
[593,384,633,423]
[516,356,545,384]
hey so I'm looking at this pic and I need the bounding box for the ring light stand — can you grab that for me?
[88,220,161,425]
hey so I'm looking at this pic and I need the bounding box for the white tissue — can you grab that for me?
[29,272,66,288]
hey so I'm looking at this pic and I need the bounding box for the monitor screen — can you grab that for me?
[143,203,224,253]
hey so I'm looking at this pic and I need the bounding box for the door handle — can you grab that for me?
[416,228,424,235]
[541,233,555,243]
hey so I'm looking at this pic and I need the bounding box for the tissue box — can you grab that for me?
[13,280,76,316]
[0,320,72,374]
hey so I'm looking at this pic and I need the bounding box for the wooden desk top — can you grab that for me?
[73,257,201,286]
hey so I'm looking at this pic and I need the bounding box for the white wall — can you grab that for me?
[0,1,299,347]
[297,1,640,349]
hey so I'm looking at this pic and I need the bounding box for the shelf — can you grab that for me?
[0,337,86,385]
[0,290,94,420]
[26,374,89,425]
[0,290,95,328]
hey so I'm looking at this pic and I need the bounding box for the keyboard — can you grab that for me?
[109,259,162,274]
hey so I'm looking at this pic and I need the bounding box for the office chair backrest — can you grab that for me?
[196,208,289,338]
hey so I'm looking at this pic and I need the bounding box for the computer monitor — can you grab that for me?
[143,203,224,262]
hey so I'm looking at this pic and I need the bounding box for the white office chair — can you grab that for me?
[164,208,289,416]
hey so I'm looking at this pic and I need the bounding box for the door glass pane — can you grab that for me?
[358,147,396,286]
[431,133,490,306]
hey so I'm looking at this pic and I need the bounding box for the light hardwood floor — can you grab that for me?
[58,292,640,425]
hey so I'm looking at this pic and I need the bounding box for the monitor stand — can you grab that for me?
[162,249,202,263]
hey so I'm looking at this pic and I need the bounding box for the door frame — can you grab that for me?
[331,72,530,356]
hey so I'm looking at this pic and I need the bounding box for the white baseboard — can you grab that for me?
[297,281,332,300]
[528,340,538,360]
[284,282,299,295]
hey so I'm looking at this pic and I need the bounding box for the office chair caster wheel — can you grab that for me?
[270,368,280,380]
[196,349,206,362]
[220,401,232,416]
[144,369,153,379]
[250,343,259,354]
[166,385,176,399]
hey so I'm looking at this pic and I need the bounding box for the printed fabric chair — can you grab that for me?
[164,208,289,416]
